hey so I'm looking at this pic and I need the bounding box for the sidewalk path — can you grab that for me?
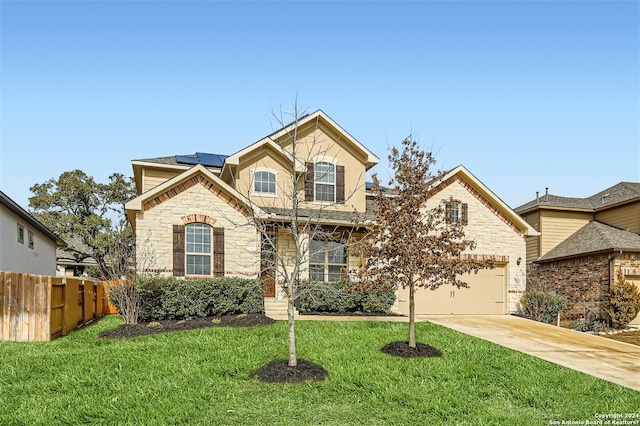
[421,315,640,392]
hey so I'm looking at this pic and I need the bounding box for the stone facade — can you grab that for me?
[426,177,528,313]
[135,182,259,278]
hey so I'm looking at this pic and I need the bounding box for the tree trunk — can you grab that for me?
[287,292,297,366]
[409,281,416,348]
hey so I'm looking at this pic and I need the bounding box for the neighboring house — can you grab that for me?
[515,183,640,324]
[0,190,65,276]
[125,110,535,315]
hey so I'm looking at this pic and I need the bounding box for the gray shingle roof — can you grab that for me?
[134,153,228,167]
[261,199,376,224]
[536,221,640,262]
[514,182,640,213]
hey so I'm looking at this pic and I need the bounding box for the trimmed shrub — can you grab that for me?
[297,281,395,314]
[518,290,566,324]
[571,318,608,333]
[606,269,640,328]
[137,277,263,321]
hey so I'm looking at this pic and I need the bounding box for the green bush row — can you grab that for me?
[136,277,264,321]
[297,281,395,314]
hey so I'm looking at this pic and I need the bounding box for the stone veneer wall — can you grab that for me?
[425,177,528,313]
[529,254,612,320]
[135,183,260,278]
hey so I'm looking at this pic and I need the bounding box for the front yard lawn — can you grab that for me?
[0,315,637,425]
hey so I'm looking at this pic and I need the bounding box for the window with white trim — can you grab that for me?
[28,230,34,249]
[309,238,347,282]
[315,162,335,202]
[254,171,276,194]
[186,223,212,275]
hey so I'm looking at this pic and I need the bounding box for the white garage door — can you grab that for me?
[397,266,507,315]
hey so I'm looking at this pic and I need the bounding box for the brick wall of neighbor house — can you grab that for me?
[528,254,611,320]
[426,178,528,313]
[135,183,259,278]
[614,252,640,280]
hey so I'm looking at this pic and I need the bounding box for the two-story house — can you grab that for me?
[125,110,535,316]
[515,183,640,324]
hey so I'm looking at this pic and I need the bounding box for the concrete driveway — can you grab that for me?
[420,315,640,392]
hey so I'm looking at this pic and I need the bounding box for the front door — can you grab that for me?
[261,231,276,298]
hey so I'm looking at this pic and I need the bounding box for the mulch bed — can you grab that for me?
[251,359,328,383]
[99,314,276,339]
[381,341,443,358]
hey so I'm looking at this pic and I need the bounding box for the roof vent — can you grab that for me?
[601,193,610,204]
[545,187,549,203]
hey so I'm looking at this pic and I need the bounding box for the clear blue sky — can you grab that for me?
[1,1,638,211]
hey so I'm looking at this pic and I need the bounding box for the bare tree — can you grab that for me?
[350,136,494,348]
[236,102,364,367]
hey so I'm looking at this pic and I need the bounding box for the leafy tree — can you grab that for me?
[351,137,494,348]
[29,170,136,280]
[606,268,640,328]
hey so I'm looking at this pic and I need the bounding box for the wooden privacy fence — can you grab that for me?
[0,271,115,342]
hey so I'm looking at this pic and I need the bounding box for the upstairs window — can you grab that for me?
[315,162,335,202]
[186,223,211,275]
[17,224,24,244]
[254,171,276,194]
[446,200,468,225]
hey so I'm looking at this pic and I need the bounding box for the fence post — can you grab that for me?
[83,280,93,324]
[63,278,77,336]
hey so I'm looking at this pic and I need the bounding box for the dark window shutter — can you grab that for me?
[173,225,185,277]
[336,165,345,204]
[305,162,314,201]
[445,202,452,223]
[462,203,468,225]
[213,227,225,277]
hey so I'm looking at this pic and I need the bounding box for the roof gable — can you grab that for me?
[536,221,640,262]
[125,164,262,230]
[430,166,538,237]
[223,110,379,174]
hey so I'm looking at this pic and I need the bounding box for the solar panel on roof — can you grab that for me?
[175,155,201,165]
[195,152,228,168]
[175,153,229,167]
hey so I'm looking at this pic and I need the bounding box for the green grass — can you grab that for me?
[1,316,638,425]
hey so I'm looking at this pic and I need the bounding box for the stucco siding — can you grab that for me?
[0,206,58,276]
[135,183,259,278]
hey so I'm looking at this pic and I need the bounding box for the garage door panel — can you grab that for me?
[397,266,506,315]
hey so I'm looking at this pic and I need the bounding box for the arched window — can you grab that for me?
[186,223,212,275]
[315,162,335,202]
[254,171,276,194]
